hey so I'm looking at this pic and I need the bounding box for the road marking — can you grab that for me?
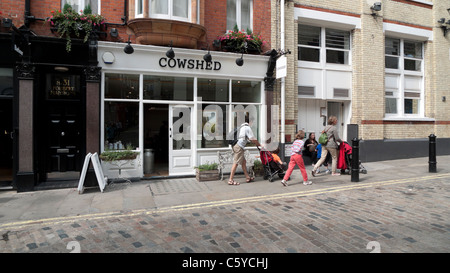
[1,173,448,231]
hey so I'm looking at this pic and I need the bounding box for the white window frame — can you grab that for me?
[135,0,144,18]
[149,0,191,22]
[298,24,351,69]
[62,0,100,14]
[384,37,425,118]
[227,0,253,32]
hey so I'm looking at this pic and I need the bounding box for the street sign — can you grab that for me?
[276,55,287,79]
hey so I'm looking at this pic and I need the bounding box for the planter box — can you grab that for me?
[253,168,264,177]
[196,169,219,182]
[101,158,142,181]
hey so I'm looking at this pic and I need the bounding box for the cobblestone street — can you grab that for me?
[1,174,449,255]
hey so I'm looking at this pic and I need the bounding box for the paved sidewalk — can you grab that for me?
[0,155,449,227]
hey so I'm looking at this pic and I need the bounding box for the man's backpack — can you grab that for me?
[227,124,248,146]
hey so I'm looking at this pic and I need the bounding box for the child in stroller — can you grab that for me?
[258,147,287,182]
[338,142,367,174]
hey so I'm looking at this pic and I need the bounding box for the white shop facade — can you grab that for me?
[98,41,270,178]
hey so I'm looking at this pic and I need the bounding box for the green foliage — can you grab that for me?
[47,6,106,52]
[217,25,265,54]
[100,145,139,162]
[195,162,218,171]
[253,159,263,170]
[83,4,92,15]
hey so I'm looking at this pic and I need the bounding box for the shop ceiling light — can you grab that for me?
[236,53,244,66]
[203,46,212,63]
[166,41,175,59]
[124,36,134,54]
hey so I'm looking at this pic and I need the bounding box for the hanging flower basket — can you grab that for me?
[217,26,266,54]
[47,5,106,52]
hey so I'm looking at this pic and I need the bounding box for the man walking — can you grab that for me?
[228,115,261,185]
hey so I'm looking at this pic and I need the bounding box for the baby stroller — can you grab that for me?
[339,142,367,174]
[258,147,286,182]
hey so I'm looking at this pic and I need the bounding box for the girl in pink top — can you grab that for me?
[281,130,312,186]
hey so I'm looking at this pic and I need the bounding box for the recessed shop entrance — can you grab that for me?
[144,103,193,177]
[37,72,84,184]
[144,104,169,176]
[0,98,13,185]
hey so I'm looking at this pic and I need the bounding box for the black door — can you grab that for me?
[46,102,82,172]
[38,72,84,178]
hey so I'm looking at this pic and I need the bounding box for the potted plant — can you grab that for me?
[217,25,266,54]
[47,4,106,52]
[100,144,141,180]
[252,159,264,176]
[195,162,219,182]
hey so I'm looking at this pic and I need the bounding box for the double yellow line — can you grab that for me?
[1,173,448,231]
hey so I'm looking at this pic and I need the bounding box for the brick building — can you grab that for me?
[0,0,276,191]
[273,0,450,162]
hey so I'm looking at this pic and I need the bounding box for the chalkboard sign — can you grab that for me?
[78,152,107,194]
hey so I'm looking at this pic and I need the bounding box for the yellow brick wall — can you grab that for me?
[275,0,450,141]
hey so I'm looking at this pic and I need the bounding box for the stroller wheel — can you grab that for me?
[268,176,274,182]
[263,175,268,180]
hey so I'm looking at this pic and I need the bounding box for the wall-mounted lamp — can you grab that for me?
[166,41,175,59]
[370,2,382,16]
[236,53,244,66]
[203,46,212,63]
[110,28,119,38]
[124,35,134,54]
[437,9,450,37]
[2,18,12,28]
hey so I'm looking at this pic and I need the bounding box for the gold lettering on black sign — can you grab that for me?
[51,78,76,96]
[47,74,80,99]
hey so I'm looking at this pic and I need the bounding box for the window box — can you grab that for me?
[100,150,142,180]
[47,5,106,52]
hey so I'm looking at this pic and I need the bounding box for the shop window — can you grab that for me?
[150,0,190,21]
[231,80,261,103]
[232,104,259,147]
[385,38,424,117]
[197,78,229,102]
[143,75,193,101]
[227,0,252,31]
[105,73,139,99]
[104,102,139,150]
[62,0,99,14]
[0,68,13,97]
[199,104,228,148]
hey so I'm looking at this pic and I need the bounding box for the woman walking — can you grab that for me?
[280,130,312,186]
[312,115,342,176]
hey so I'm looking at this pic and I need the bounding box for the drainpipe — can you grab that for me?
[280,0,285,144]
[105,0,128,26]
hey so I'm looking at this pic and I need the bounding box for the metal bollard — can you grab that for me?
[351,138,360,182]
[428,134,437,173]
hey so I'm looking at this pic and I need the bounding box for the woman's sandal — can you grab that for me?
[228,180,240,186]
[245,177,254,183]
